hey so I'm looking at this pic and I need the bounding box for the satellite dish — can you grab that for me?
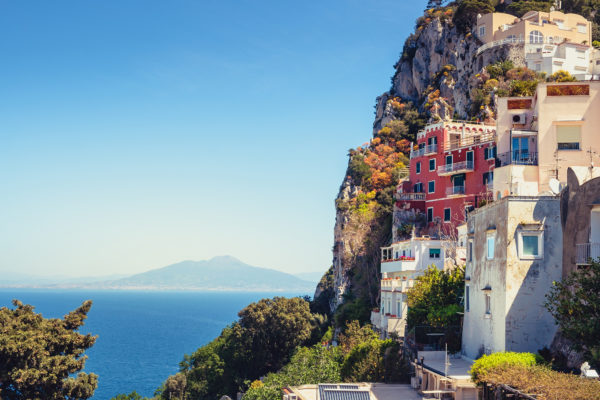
[549,178,560,195]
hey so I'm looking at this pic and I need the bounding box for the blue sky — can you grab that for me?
[0,0,423,277]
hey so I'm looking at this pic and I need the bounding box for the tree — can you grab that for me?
[0,300,98,400]
[545,259,600,366]
[110,392,152,400]
[337,320,378,354]
[453,0,495,33]
[426,0,445,9]
[406,266,464,330]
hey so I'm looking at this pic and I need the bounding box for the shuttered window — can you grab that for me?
[556,125,581,150]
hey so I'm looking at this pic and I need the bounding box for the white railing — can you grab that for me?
[444,132,496,151]
[576,243,600,264]
[396,192,426,201]
[477,37,525,55]
[410,148,425,159]
[424,144,438,154]
[446,186,466,196]
[437,160,474,175]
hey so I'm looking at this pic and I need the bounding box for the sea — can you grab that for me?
[0,289,309,400]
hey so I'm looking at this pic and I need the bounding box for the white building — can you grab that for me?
[371,236,448,338]
[526,41,594,80]
[461,196,562,360]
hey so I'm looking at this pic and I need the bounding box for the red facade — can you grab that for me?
[397,121,496,235]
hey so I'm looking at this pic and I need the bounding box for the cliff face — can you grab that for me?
[316,12,524,318]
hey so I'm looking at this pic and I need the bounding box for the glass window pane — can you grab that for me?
[522,235,539,256]
[487,237,494,259]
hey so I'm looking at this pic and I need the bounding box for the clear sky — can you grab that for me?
[0,0,423,278]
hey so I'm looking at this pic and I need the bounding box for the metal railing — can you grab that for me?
[396,192,426,201]
[410,148,425,159]
[576,243,600,264]
[446,186,466,196]
[443,132,496,151]
[437,160,474,174]
[424,144,438,154]
[496,151,538,167]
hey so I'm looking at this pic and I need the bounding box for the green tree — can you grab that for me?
[0,300,98,400]
[243,345,344,400]
[406,266,465,329]
[545,259,600,366]
[453,0,495,32]
[337,320,378,354]
[110,392,152,400]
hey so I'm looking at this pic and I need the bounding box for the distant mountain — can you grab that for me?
[81,256,315,292]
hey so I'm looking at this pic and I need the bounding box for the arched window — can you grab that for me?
[530,30,543,44]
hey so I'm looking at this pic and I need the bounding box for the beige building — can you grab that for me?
[461,196,563,360]
[476,11,591,47]
[493,81,600,198]
[283,383,421,400]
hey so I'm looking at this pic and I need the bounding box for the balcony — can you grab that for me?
[443,131,495,151]
[446,186,465,196]
[424,144,438,155]
[496,151,538,167]
[381,277,414,292]
[410,148,425,159]
[396,192,426,201]
[381,258,417,273]
[576,243,600,264]
[437,160,474,176]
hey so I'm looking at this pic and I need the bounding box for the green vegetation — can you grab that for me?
[242,321,407,400]
[453,0,495,32]
[548,70,577,82]
[0,300,98,400]
[110,392,153,400]
[470,352,542,384]
[406,266,465,329]
[545,259,600,368]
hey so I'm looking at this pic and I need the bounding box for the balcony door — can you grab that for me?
[512,137,529,164]
[591,208,600,260]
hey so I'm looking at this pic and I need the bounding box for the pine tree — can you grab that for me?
[427,0,444,9]
[0,300,98,400]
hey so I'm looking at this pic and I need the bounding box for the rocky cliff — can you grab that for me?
[315,8,525,322]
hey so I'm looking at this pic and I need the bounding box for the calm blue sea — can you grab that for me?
[0,289,308,400]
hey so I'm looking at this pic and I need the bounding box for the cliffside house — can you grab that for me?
[461,196,563,360]
[282,383,421,400]
[476,11,597,79]
[493,81,600,198]
[371,235,448,339]
[398,120,496,236]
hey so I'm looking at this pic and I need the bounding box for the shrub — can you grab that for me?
[470,352,542,384]
[548,70,577,82]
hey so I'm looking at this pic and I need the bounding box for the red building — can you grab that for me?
[397,121,496,235]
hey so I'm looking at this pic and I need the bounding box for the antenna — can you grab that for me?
[586,147,598,169]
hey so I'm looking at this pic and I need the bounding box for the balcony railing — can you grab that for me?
[496,151,538,167]
[437,160,474,175]
[396,192,426,201]
[424,144,438,154]
[410,148,425,159]
[446,186,465,196]
[443,132,496,151]
[576,243,600,264]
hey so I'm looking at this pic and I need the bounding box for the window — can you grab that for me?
[429,158,436,171]
[518,231,544,259]
[466,150,474,164]
[446,154,453,165]
[576,49,586,59]
[556,125,581,150]
[483,171,493,185]
[530,30,543,44]
[479,25,485,38]
[507,34,517,43]
[414,182,423,193]
[427,136,437,145]
[465,286,470,312]
[468,240,473,262]
[486,234,495,259]
[444,208,451,222]
[427,207,433,222]
[428,180,435,193]
[484,147,489,159]
[416,161,421,174]
[485,293,491,315]
[429,248,441,259]
[577,24,587,34]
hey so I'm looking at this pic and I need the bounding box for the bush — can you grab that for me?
[470,352,542,384]
[548,70,577,82]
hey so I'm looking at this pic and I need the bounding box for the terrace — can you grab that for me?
[576,242,600,264]
[437,160,474,176]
